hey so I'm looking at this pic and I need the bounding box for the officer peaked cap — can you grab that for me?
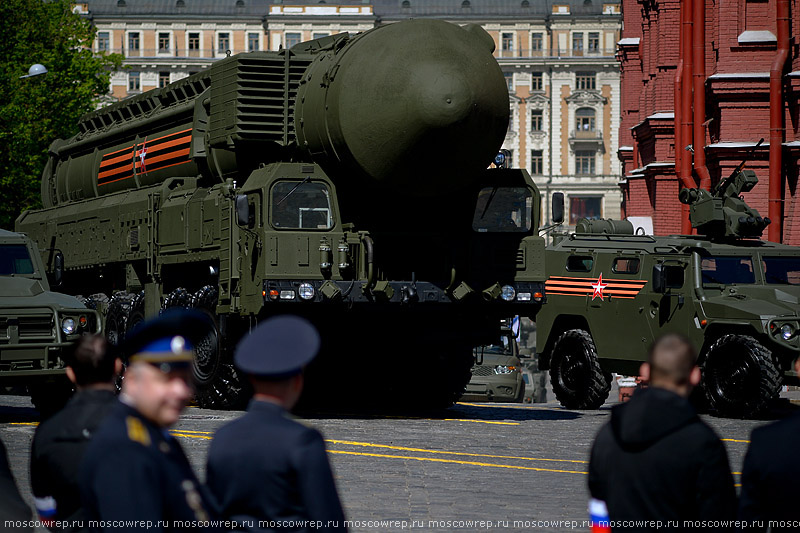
[122,308,214,372]
[234,315,320,379]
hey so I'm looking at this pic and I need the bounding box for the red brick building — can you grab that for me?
[617,0,800,243]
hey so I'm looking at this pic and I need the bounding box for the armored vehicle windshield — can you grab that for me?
[762,256,800,285]
[0,245,35,276]
[472,187,533,233]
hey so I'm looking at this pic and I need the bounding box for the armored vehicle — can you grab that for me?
[461,326,524,403]
[537,170,799,418]
[16,19,547,409]
[0,229,101,412]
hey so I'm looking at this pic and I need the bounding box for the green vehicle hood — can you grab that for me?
[701,285,800,320]
[0,277,85,309]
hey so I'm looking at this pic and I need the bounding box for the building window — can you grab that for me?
[530,150,543,175]
[575,151,596,175]
[128,32,140,52]
[531,109,543,132]
[128,71,140,92]
[159,72,170,88]
[569,196,602,224]
[576,108,596,134]
[312,32,329,40]
[576,71,596,90]
[97,32,110,52]
[531,32,543,52]
[572,32,583,55]
[248,32,260,52]
[588,32,600,53]
[158,32,170,53]
[531,72,543,91]
[504,72,513,92]
[218,32,230,53]
[285,32,301,49]
[502,32,514,52]
[505,150,514,167]
[188,32,200,56]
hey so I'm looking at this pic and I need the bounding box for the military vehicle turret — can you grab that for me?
[0,229,101,414]
[16,19,547,409]
[537,168,799,418]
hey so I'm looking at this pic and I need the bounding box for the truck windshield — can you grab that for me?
[701,256,755,285]
[0,245,34,275]
[762,256,800,285]
[271,181,333,230]
[472,187,532,233]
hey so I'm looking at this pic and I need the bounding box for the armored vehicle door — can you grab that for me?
[644,255,694,342]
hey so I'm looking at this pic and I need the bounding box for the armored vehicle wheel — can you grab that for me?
[702,335,781,418]
[163,287,192,309]
[190,285,247,410]
[29,379,74,420]
[549,329,610,409]
[126,291,146,335]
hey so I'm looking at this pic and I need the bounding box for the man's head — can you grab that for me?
[640,333,701,397]
[64,335,122,390]
[118,309,213,427]
[234,315,320,410]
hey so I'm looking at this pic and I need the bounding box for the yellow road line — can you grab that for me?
[327,439,588,464]
[721,438,750,444]
[171,432,211,440]
[442,418,519,426]
[171,429,213,434]
[328,449,588,475]
[7,422,38,426]
[457,402,567,413]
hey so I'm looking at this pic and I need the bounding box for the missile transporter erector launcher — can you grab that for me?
[17,20,547,408]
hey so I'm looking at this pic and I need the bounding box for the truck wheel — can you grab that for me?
[549,329,610,409]
[163,287,192,309]
[702,335,781,418]
[88,293,110,318]
[105,292,137,347]
[191,285,247,410]
[126,291,146,335]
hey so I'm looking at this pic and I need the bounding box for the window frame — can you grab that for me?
[531,109,543,132]
[128,71,141,92]
[575,151,596,175]
[217,32,231,54]
[269,180,335,231]
[97,31,110,52]
[284,32,302,49]
[576,71,597,90]
[530,150,543,175]
[566,255,594,273]
[531,72,543,91]
[158,32,171,54]
[569,195,602,224]
[247,32,260,52]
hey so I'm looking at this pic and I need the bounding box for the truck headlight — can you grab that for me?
[61,317,76,335]
[781,324,794,340]
[298,283,315,301]
[500,285,516,301]
[494,365,517,375]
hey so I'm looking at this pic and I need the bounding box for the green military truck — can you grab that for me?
[537,169,799,418]
[0,229,101,412]
[462,325,524,403]
[16,19,547,409]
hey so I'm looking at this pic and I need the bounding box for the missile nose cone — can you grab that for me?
[413,65,472,128]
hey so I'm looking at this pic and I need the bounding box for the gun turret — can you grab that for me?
[678,139,770,239]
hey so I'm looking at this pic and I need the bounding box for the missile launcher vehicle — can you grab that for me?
[537,167,800,418]
[16,19,547,408]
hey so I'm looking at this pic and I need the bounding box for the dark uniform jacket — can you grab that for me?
[206,400,346,533]
[738,412,800,532]
[1,437,33,531]
[588,387,737,532]
[31,389,116,530]
[78,401,219,533]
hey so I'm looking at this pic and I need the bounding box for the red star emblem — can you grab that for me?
[591,273,608,301]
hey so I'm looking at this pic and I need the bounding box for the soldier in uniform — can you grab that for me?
[78,309,220,532]
[30,335,120,531]
[206,316,347,532]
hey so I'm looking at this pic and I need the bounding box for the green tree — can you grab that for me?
[0,0,122,229]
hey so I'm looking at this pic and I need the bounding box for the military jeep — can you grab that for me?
[537,171,799,418]
[0,229,101,413]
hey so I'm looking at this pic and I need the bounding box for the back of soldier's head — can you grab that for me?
[64,335,115,386]
[647,334,697,387]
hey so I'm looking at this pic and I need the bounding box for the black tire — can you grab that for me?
[549,329,610,409]
[190,285,247,410]
[88,293,110,318]
[105,292,136,348]
[702,334,781,418]
[29,380,74,420]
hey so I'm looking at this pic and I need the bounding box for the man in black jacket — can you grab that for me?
[206,315,347,533]
[738,355,800,531]
[30,335,120,531]
[588,333,736,531]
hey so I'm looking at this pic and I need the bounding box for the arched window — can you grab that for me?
[462,0,471,7]
[576,108,596,133]
[402,1,411,8]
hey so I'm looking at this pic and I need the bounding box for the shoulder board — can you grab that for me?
[126,416,152,447]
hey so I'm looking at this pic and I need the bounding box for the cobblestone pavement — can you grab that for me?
[1,388,797,533]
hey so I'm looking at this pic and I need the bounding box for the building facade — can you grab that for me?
[618,0,800,243]
[82,0,622,227]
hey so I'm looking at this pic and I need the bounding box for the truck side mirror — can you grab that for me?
[552,192,564,224]
[235,195,253,228]
[53,251,64,288]
[652,264,666,293]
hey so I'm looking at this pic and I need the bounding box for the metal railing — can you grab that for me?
[495,48,617,59]
[99,47,257,59]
